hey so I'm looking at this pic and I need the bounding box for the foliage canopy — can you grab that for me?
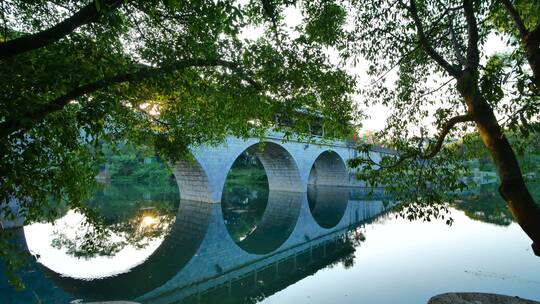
[342,0,540,254]
[0,0,354,224]
[0,0,356,286]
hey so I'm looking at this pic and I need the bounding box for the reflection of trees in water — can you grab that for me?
[325,227,367,270]
[208,228,368,304]
[455,182,540,226]
[221,184,269,243]
[86,181,179,223]
[456,193,513,226]
[222,152,269,243]
[50,182,179,258]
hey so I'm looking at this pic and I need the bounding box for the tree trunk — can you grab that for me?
[524,30,540,90]
[460,71,540,256]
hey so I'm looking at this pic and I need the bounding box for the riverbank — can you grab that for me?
[429,293,540,304]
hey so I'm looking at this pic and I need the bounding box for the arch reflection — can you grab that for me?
[223,189,302,255]
[221,147,302,255]
[7,187,393,303]
[307,185,349,229]
[27,199,213,301]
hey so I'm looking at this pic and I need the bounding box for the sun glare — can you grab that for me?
[139,215,159,230]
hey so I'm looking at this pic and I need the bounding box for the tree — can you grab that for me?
[0,0,354,285]
[345,0,540,255]
[0,1,356,223]
[497,0,540,89]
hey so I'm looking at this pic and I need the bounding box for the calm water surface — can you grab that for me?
[1,181,539,304]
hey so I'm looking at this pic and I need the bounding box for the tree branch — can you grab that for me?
[0,58,258,137]
[417,78,453,99]
[360,114,472,169]
[424,114,472,158]
[500,0,529,40]
[404,0,461,78]
[134,107,172,128]
[462,0,480,70]
[370,2,462,87]
[498,2,540,90]
[449,15,467,66]
[0,0,123,59]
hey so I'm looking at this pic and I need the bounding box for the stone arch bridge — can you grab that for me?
[172,132,391,203]
[0,132,391,229]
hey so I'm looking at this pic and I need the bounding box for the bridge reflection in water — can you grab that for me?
[8,186,391,304]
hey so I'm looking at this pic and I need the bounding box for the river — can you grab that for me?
[1,179,539,303]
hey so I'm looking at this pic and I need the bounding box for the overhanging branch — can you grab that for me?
[0,0,123,59]
[403,0,461,78]
[0,58,259,137]
[359,114,472,169]
[423,114,472,158]
[500,0,529,40]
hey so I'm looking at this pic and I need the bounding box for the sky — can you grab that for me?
[241,4,512,133]
[24,211,165,279]
[357,33,509,132]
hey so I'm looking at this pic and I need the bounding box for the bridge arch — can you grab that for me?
[171,156,215,203]
[171,140,303,203]
[243,142,302,192]
[308,150,349,187]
